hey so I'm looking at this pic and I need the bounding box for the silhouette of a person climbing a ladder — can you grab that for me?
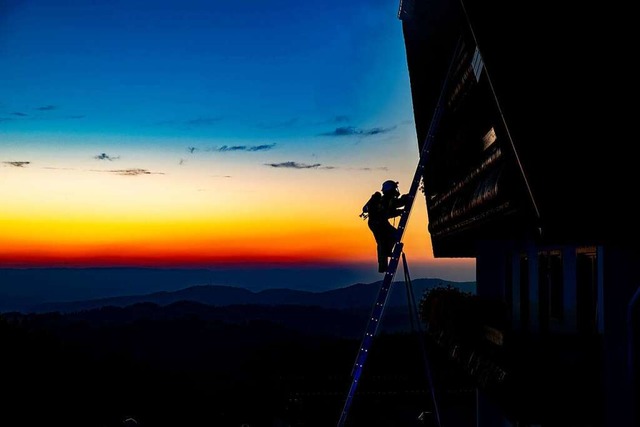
[361,180,409,272]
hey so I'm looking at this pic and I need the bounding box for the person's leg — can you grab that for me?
[376,244,388,272]
[369,222,386,272]
[382,223,398,256]
[374,224,401,273]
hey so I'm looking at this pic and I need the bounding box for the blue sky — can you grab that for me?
[2,0,412,141]
[0,0,476,286]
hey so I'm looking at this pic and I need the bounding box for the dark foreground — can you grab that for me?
[0,302,477,427]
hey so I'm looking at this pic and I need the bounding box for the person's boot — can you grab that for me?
[378,261,388,273]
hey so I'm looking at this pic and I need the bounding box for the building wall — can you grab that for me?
[477,242,639,426]
[502,243,601,336]
[559,246,577,333]
[601,246,640,427]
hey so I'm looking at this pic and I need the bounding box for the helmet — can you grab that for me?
[381,180,399,193]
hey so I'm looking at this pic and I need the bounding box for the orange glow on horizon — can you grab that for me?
[0,135,472,271]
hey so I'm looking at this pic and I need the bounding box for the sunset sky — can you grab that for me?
[0,0,475,282]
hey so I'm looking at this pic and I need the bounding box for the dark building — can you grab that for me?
[399,0,638,426]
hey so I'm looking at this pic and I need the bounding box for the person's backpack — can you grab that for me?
[360,191,383,219]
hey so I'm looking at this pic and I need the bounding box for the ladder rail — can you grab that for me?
[402,252,442,427]
[336,36,462,427]
[337,241,405,427]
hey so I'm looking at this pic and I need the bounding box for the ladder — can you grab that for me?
[335,147,432,427]
[336,37,461,427]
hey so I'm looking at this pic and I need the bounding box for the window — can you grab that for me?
[471,46,484,82]
[482,127,496,150]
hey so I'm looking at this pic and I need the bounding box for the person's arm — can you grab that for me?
[386,194,409,218]
[388,194,408,211]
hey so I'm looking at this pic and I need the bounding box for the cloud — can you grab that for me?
[248,144,276,152]
[11,112,27,116]
[94,153,120,161]
[263,161,381,171]
[215,145,246,152]
[106,168,164,176]
[362,126,397,136]
[212,143,276,152]
[318,125,397,137]
[324,126,359,136]
[265,161,322,169]
[89,168,164,176]
[186,144,275,153]
[348,166,389,171]
[3,161,30,167]
[35,105,56,111]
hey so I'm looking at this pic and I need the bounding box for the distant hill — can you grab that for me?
[0,266,477,312]
[26,278,475,314]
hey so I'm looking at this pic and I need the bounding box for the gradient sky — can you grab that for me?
[0,0,475,281]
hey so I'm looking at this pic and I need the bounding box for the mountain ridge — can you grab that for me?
[22,277,475,314]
